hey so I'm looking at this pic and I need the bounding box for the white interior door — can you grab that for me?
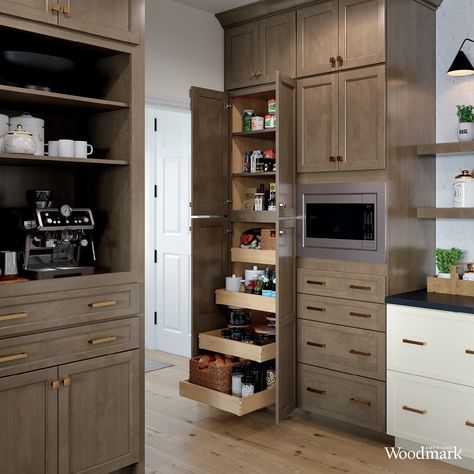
[146,105,191,357]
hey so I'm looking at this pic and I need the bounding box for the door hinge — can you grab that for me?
[154,311,157,325]
[154,250,157,263]
[154,118,157,132]
[224,104,232,109]
[154,185,158,198]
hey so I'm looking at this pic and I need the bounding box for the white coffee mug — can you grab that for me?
[74,141,93,158]
[58,139,74,157]
[45,140,59,157]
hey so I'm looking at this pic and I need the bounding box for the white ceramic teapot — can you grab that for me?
[3,124,37,155]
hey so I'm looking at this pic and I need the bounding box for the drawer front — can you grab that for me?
[298,363,385,432]
[298,294,385,331]
[388,370,474,458]
[298,319,385,380]
[387,304,474,387]
[0,284,139,338]
[0,317,139,378]
[297,268,385,303]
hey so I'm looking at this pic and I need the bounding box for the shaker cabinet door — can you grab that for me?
[297,1,338,77]
[0,0,58,25]
[297,74,338,173]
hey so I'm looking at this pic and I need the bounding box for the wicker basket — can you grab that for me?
[261,228,276,250]
[189,356,239,394]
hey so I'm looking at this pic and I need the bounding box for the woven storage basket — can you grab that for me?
[261,228,276,250]
[189,356,239,394]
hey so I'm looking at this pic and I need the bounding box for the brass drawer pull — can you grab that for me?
[307,280,326,286]
[350,398,371,407]
[336,155,344,162]
[403,405,427,415]
[0,312,28,322]
[307,387,327,395]
[307,341,326,348]
[349,284,372,291]
[50,2,60,12]
[329,56,336,66]
[306,306,327,313]
[466,350,474,355]
[61,4,71,16]
[0,353,28,364]
[329,156,337,162]
[403,339,427,346]
[51,380,60,390]
[88,336,117,345]
[88,300,117,309]
[337,55,344,66]
[349,349,371,357]
[349,312,372,319]
[466,421,474,428]
[63,378,71,387]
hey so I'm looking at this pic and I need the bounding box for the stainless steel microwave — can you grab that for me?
[297,182,386,263]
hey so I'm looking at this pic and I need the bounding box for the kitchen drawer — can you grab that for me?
[298,319,385,380]
[297,268,385,303]
[0,284,139,338]
[387,304,474,387]
[387,370,474,458]
[298,294,385,332]
[298,363,385,432]
[0,317,139,378]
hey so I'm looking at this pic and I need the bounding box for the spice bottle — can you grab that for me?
[241,376,255,398]
[265,364,277,389]
[250,364,264,393]
[232,367,244,397]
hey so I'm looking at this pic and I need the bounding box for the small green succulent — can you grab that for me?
[435,248,463,274]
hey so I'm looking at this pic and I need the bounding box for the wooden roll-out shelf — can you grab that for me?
[215,289,276,313]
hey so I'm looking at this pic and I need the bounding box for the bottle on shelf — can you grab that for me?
[241,376,255,397]
[262,268,272,297]
[271,276,277,298]
[232,366,244,397]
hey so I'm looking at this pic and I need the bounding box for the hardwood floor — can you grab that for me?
[145,351,465,474]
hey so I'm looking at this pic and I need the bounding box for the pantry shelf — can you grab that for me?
[231,211,277,223]
[232,172,276,178]
[417,208,474,219]
[0,153,129,167]
[179,381,275,416]
[233,130,276,140]
[417,142,474,156]
[215,289,276,313]
[199,329,276,362]
[231,248,276,265]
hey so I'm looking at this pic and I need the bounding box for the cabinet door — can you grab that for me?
[297,75,338,173]
[338,65,385,171]
[58,351,140,474]
[0,367,58,474]
[258,11,296,84]
[225,22,259,90]
[338,0,385,70]
[297,1,338,77]
[0,0,58,25]
[59,0,141,44]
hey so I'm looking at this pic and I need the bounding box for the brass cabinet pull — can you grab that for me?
[336,155,344,162]
[307,341,326,348]
[88,336,117,345]
[466,421,474,428]
[257,70,263,77]
[306,306,327,313]
[403,339,427,347]
[337,55,344,66]
[62,378,71,387]
[88,300,117,309]
[466,349,474,355]
[251,70,257,78]
[61,4,71,15]
[51,380,60,390]
[307,280,326,286]
[0,353,27,364]
[350,398,371,407]
[349,312,372,319]
[50,2,60,12]
[0,312,28,322]
[350,284,372,291]
[329,156,337,162]
[329,56,336,66]
[349,349,371,357]
[307,387,327,395]
[403,405,427,415]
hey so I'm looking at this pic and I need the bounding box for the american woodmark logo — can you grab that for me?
[384,446,463,461]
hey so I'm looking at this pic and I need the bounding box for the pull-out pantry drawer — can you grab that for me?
[0,284,139,337]
[387,370,474,458]
[298,363,385,432]
[387,304,474,387]
[0,317,139,377]
[298,319,385,380]
[298,294,385,332]
[297,268,385,303]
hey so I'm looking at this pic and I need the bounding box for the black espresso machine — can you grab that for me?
[1,197,96,280]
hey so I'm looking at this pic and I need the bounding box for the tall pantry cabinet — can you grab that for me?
[0,2,144,473]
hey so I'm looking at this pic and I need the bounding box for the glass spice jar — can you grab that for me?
[242,332,255,344]
[232,367,244,397]
[250,364,264,393]
[265,364,277,389]
[241,376,255,398]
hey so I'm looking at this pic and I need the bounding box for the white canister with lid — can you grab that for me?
[453,170,474,207]
[245,265,265,285]
[226,274,242,292]
[10,112,44,156]
[0,114,9,152]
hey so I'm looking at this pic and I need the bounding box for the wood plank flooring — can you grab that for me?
[145,350,465,474]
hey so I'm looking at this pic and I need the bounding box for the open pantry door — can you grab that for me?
[190,87,230,355]
[276,72,297,422]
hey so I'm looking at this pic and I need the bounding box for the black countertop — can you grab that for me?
[386,289,474,314]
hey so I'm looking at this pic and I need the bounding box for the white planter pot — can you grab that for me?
[457,122,474,142]
[437,272,451,279]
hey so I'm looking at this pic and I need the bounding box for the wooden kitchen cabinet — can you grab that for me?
[0,0,58,25]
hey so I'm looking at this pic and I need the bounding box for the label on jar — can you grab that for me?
[265,115,276,129]
[251,116,264,131]
[268,99,276,115]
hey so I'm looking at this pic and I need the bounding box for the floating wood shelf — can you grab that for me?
[0,85,129,112]
[231,248,276,265]
[417,208,474,219]
[199,329,276,363]
[179,381,275,416]
[417,142,474,156]
[215,289,276,313]
[232,130,276,139]
[231,211,277,223]
[232,172,276,178]
[0,153,128,167]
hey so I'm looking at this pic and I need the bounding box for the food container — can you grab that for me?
[261,228,276,250]
[225,274,242,292]
[227,308,251,327]
[189,355,240,394]
[265,114,276,129]
[243,109,255,132]
[268,99,276,115]
[3,124,37,155]
[0,114,9,152]
[245,265,265,284]
[251,116,264,131]
[453,170,474,207]
[10,112,44,156]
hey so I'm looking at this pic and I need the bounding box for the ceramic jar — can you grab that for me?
[453,170,474,207]
[458,123,474,142]
[4,124,37,154]
[10,112,44,155]
[0,114,9,152]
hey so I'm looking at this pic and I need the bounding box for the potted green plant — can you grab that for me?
[456,105,474,142]
[435,247,463,278]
